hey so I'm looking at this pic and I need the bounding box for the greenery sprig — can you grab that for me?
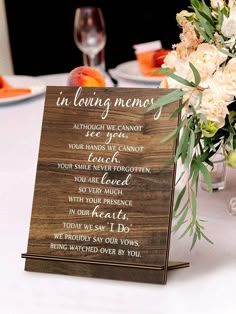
[148,0,236,249]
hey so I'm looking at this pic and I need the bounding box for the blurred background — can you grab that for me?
[4,0,190,76]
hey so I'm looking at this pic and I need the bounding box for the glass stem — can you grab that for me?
[87,55,96,67]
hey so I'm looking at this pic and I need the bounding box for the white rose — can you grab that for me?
[199,88,229,127]
[161,51,193,88]
[188,43,225,81]
[213,58,236,98]
[162,51,179,70]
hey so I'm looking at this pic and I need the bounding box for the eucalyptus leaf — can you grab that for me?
[198,113,208,126]
[148,89,185,111]
[190,188,197,223]
[233,135,236,150]
[174,200,188,218]
[196,4,215,26]
[193,20,210,42]
[172,205,189,233]
[217,47,236,59]
[200,149,210,162]
[194,20,211,42]
[216,7,224,29]
[170,100,186,119]
[149,0,235,249]
[180,129,189,163]
[159,156,175,171]
[175,128,189,162]
[190,164,200,187]
[197,158,213,192]
[189,63,201,86]
[228,122,236,134]
[175,168,186,185]
[186,129,195,165]
[157,68,196,87]
[201,232,214,245]
[192,7,214,40]
[178,223,192,239]
[190,232,198,251]
[196,225,202,240]
[160,127,178,143]
[173,186,186,213]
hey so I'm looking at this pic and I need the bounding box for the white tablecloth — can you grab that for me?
[0,73,236,314]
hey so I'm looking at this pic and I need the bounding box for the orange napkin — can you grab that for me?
[135,49,170,77]
[0,75,31,98]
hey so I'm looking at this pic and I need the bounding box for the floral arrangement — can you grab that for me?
[149,0,236,249]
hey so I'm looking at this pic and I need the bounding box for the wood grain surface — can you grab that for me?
[23,86,181,284]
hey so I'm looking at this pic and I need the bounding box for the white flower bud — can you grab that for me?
[221,6,236,38]
[226,150,236,167]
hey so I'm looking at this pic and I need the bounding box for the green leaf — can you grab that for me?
[190,158,197,178]
[196,225,202,240]
[173,186,186,213]
[178,223,192,239]
[174,200,188,218]
[190,232,198,250]
[192,3,214,41]
[160,127,178,143]
[189,62,201,86]
[228,122,236,134]
[190,0,200,8]
[216,7,224,29]
[148,89,185,111]
[196,7,215,27]
[180,129,189,163]
[175,127,189,162]
[190,163,199,187]
[193,20,211,42]
[197,158,213,192]
[191,0,214,27]
[170,99,187,119]
[172,204,189,234]
[185,129,195,165]
[200,149,210,162]
[201,232,214,245]
[217,47,236,59]
[159,156,175,171]
[156,68,196,87]
[198,113,208,126]
[190,188,197,223]
[233,135,236,150]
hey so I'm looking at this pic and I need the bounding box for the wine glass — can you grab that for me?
[73,6,106,68]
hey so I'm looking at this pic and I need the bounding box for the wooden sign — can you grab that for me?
[22,86,189,284]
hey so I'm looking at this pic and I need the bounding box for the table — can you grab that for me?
[0,73,235,314]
